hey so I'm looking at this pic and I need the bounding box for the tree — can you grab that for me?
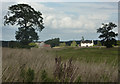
[97,41,102,46]
[81,36,84,41]
[59,42,66,47]
[45,38,60,47]
[4,4,44,45]
[71,41,77,47]
[97,22,118,48]
[117,40,120,46]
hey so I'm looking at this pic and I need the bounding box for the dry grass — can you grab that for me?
[74,61,118,82]
[2,47,118,82]
[2,48,55,82]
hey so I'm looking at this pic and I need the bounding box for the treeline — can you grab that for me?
[44,38,99,47]
[1,41,32,48]
[1,39,120,48]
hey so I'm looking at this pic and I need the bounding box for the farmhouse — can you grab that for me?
[35,42,51,48]
[80,40,94,47]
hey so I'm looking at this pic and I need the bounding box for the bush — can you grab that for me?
[41,70,48,82]
[41,70,54,82]
[59,42,66,47]
[29,42,38,48]
[75,76,82,82]
[71,41,77,47]
[20,45,31,49]
[26,68,35,82]
[20,67,35,82]
[20,68,26,82]
[97,41,102,46]
[117,40,120,46]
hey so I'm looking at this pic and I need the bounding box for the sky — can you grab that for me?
[0,0,119,2]
[0,1,119,41]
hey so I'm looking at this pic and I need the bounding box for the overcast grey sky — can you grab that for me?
[1,2,118,41]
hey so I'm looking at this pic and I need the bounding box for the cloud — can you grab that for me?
[1,2,118,41]
[2,2,117,31]
[43,13,109,31]
[88,14,109,20]
[24,2,116,34]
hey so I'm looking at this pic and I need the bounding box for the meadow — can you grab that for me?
[2,47,118,82]
[55,47,118,65]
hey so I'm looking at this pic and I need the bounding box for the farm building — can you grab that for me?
[35,42,51,48]
[80,40,94,47]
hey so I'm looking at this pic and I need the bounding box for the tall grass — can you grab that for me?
[2,47,118,82]
[2,48,55,82]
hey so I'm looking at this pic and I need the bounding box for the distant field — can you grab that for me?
[2,47,118,82]
[54,47,118,65]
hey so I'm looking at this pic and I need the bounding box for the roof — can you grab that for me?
[43,44,51,47]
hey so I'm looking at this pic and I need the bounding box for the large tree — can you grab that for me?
[4,4,44,45]
[97,22,118,48]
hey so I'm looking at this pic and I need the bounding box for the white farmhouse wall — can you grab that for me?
[81,43,93,47]
[80,40,94,47]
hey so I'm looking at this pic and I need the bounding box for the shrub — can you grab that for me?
[71,41,77,47]
[20,45,31,49]
[97,41,102,46]
[25,68,35,82]
[117,40,120,46]
[41,70,54,82]
[75,76,82,82]
[20,67,35,82]
[20,68,26,82]
[29,42,38,48]
[59,43,66,47]
[41,70,48,82]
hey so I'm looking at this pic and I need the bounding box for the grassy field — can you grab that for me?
[55,47,118,65]
[2,47,118,82]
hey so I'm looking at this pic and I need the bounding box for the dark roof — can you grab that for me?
[81,40,92,43]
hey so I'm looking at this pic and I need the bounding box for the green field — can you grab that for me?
[54,47,118,65]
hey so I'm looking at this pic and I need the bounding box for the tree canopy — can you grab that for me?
[45,38,60,47]
[60,42,66,47]
[81,36,84,41]
[71,41,77,47]
[97,22,118,48]
[4,4,44,45]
